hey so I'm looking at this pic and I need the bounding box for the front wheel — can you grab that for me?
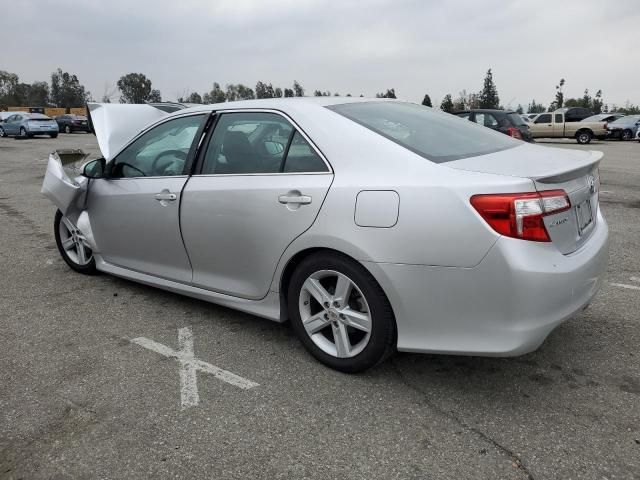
[64,125,72,134]
[287,252,396,372]
[576,130,592,144]
[621,129,632,141]
[54,210,97,275]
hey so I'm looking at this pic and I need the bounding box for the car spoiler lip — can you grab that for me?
[85,102,191,160]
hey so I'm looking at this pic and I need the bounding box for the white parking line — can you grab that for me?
[130,327,259,410]
[610,276,640,291]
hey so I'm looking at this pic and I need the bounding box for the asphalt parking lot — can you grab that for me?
[0,133,639,480]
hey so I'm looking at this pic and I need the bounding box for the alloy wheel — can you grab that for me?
[298,269,372,358]
[20,127,27,138]
[65,125,71,134]
[58,215,93,266]
[0,127,5,137]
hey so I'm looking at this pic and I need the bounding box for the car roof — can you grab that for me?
[177,96,392,116]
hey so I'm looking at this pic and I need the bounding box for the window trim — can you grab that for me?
[105,112,210,180]
[191,108,332,177]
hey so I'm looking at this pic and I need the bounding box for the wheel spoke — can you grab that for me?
[303,311,331,335]
[340,308,371,333]
[61,236,74,250]
[333,274,352,305]
[62,216,75,233]
[303,278,331,306]
[332,322,351,358]
[76,242,87,264]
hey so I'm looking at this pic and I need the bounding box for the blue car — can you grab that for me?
[606,115,640,140]
[0,112,59,138]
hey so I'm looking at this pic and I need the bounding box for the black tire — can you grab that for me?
[20,127,31,139]
[576,130,592,144]
[0,126,5,138]
[64,125,72,134]
[49,133,58,138]
[54,210,97,275]
[622,129,632,141]
[287,251,396,373]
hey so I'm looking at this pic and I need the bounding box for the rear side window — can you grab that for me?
[201,112,328,174]
[473,113,499,128]
[555,114,563,123]
[328,102,518,163]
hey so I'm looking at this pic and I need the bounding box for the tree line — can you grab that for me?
[1,67,639,115]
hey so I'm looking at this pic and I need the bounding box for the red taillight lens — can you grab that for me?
[507,127,523,139]
[470,190,571,242]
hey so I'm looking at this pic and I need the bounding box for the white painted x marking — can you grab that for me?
[131,327,258,410]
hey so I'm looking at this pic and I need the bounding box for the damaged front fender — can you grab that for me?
[41,149,91,216]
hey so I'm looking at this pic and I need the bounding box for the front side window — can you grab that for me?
[535,114,552,124]
[201,112,327,174]
[328,102,518,163]
[110,114,205,178]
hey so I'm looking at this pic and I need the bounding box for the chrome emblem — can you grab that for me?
[586,175,596,194]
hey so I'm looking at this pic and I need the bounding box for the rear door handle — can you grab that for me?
[155,192,177,201]
[278,194,312,205]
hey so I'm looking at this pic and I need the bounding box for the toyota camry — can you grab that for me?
[42,98,609,372]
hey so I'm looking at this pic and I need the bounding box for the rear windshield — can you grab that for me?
[506,113,527,126]
[327,102,518,163]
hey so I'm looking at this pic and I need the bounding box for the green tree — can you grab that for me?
[293,80,304,97]
[440,94,454,113]
[421,94,432,107]
[51,68,91,107]
[516,104,524,114]
[117,73,156,104]
[202,82,226,104]
[592,90,603,114]
[27,81,49,106]
[527,99,546,113]
[255,81,274,99]
[274,87,283,98]
[375,88,396,99]
[283,88,294,97]
[550,78,565,110]
[0,71,19,106]
[179,92,202,103]
[478,68,499,108]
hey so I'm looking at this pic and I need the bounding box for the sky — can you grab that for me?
[2,0,639,109]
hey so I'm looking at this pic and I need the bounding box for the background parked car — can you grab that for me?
[606,115,640,140]
[1,111,29,123]
[582,113,625,123]
[529,110,606,143]
[55,114,90,134]
[0,113,59,138]
[454,109,533,141]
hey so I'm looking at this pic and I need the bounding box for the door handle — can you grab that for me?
[278,194,312,205]
[155,192,177,201]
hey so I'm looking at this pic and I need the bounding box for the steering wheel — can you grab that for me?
[151,150,188,175]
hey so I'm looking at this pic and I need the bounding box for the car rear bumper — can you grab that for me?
[364,209,609,356]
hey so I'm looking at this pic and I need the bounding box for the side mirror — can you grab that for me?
[82,158,106,179]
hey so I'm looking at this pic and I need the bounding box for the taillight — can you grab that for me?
[507,127,523,139]
[470,190,571,242]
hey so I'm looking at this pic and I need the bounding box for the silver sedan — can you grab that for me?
[42,98,609,372]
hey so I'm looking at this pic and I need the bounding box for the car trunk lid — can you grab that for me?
[447,143,602,254]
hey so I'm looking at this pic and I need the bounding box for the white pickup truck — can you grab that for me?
[529,109,607,144]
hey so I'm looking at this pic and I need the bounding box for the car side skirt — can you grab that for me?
[94,255,283,322]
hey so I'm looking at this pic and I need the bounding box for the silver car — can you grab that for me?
[42,98,609,372]
[0,112,59,138]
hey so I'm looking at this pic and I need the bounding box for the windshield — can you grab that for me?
[610,115,640,125]
[328,102,518,163]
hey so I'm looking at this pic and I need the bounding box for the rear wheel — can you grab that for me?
[49,133,58,138]
[54,210,97,275]
[287,252,396,372]
[19,127,31,139]
[576,130,592,144]
[622,129,632,141]
[0,126,5,138]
